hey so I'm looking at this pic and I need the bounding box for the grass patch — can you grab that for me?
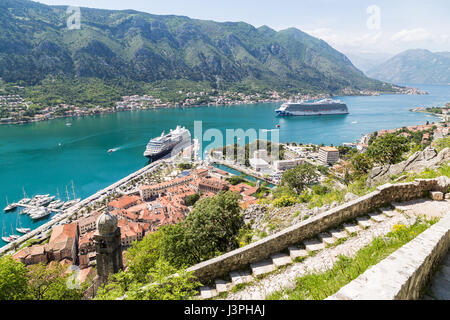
[432,137,450,153]
[19,238,42,249]
[326,237,347,248]
[396,164,450,183]
[293,256,307,263]
[266,217,438,300]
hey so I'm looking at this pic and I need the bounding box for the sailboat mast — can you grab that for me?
[66,186,70,201]
[71,181,76,200]
[56,188,61,201]
[22,187,27,199]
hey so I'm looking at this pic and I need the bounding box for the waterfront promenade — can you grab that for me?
[0,159,164,255]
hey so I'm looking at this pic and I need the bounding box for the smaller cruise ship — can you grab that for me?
[276,98,349,116]
[144,126,191,161]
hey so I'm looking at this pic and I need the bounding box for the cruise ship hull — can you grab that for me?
[144,146,174,161]
[275,101,349,116]
[276,109,349,116]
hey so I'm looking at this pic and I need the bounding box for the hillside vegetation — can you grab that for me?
[0,0,397,101]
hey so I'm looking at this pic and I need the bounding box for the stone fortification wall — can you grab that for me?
[327,213,450,300]
[186,177,450,283]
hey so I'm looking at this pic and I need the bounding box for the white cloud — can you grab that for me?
[304,28,382,50]
[303,27,450,54]
[390,28,432,42]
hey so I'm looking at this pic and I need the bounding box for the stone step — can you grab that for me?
[318,232,336,246]
[344,223,361,235]
[271,253,293,267]
[330,229,348,241]
[439,265,450,278]
[304,238,326,253]
[288,246,308,260]
[381,209,398,218]
[392,202,409,211]
[356,216,373,229]
[443,254,450,268]
[199,286,218,299]
[251,260,276,277]
[428,278,450,300]
[430,191,444,201]
[215,279,232,294]
[368,212,387,223]
[230,270,253,286]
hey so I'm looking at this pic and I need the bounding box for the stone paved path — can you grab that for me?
[392,198,450,218]
[222,199,449,300]
[423,250,450,300]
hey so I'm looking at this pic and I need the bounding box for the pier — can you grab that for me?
[12,203,63,213]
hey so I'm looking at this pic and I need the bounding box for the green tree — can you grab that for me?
[160,223,196,268]
[272,185,299,199]
[0,256,29,300]
[185,193,201,206]
[95,260,200,300]
[226,175,247,186]
[127,260,200,300]
[125,230,164,282]
[162,191,243,267]
[350,153,373,176]
[366,134,410,165]
[281,163,319,194]
[27,263,85,300]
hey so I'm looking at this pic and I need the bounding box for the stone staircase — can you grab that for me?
[423,250,450,300]
[197,207,400,299]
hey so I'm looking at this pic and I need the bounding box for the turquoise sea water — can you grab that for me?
[0,83,449,245]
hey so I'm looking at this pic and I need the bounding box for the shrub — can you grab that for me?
[273,195,298,208]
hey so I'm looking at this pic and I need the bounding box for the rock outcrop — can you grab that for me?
[367,147,450,187]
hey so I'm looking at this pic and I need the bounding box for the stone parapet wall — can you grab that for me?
[186,177,450,283]
[327,213,450,300]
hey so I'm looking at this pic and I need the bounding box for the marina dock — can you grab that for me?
[12,203,63,213]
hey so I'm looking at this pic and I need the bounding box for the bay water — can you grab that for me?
[0,84,448,245]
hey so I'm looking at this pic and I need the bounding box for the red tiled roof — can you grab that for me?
[108,195,141,209]
[49,223,78,245]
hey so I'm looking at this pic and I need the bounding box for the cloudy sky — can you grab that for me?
[35,0,450,55]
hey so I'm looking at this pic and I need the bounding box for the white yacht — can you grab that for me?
[29,208,51,220]
[3,196,16,212]
[61,198,80,210]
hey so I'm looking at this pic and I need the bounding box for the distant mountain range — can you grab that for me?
[0,0,396,94]
[366,49,450,85]
[344,52,393,74]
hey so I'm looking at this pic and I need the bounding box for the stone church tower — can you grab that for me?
[94,210,123,284]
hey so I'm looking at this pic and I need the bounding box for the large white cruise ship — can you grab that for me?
[143,126,191,160]
[275,98,349,116]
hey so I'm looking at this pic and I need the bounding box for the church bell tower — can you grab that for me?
[94,210,123,284]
